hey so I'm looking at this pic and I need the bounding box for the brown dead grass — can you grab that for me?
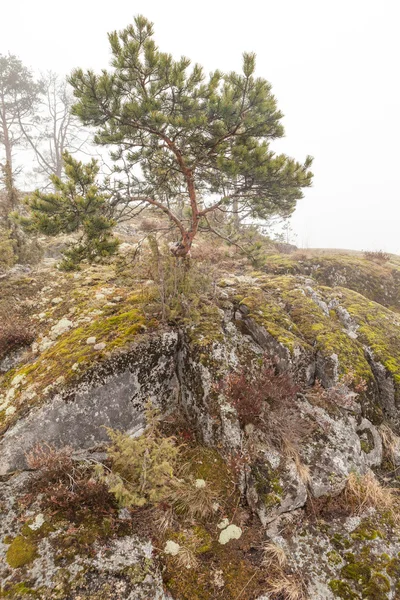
[345,471,399,521]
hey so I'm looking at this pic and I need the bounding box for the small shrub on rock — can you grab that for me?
[96,404,180,507]
[220,359,298,428]
[0,314,35,360]
[25,443,116,521]
[219,358,306,453]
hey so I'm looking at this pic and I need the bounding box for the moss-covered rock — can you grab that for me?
[5,536,38,569]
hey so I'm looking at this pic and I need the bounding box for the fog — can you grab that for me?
[2,0,400,251]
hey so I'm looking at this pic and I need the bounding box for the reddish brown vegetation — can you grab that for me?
[0,314,34,359]
[218,359,311,454]
[25,443,117,522]
[219,359,299,428]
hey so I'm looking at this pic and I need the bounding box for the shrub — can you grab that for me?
[96,404,180,507]
[220,359,298,428]
[0,228,15,270]
[363,250,390,264]
[116,235,216,323]
[218,358,308,454]
[0,313,35,360]
[25,443,116,521]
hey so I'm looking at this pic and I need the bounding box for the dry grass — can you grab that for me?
[173,545,199,570]
[266,569,307,600]
[379,423,400,464]
[345,471,399,521]
[282,441,311,486]
[262,541,306,600]
[154,506,175,536]
[0,312,35,360]
[262,542,288,569]
[169,477,218,520]
[363,249,390,263]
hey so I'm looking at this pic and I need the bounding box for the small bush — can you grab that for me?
[0,314,35,360]
[363,250,390,264]
[96,404,180,507]
[0,228,15,270]
[219,359,308,454]
[25,443,116,521]
[220,359,298,428]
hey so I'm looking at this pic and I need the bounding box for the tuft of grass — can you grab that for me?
[262,542,288,569]
[169,477,218,520]
[262,541,306,600]
[266,569,307,600]
[345,471,399,521]
[379,423,400,465]
[173,545,199,570]
[282,440,311,486]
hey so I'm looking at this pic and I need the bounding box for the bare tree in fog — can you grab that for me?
[18,72,89,185]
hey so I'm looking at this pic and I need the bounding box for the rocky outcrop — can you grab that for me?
[2,253,400,599]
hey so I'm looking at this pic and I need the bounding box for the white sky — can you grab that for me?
[2,0,400,252]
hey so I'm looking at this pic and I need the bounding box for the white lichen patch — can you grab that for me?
[218,524,242,545]
[164,540,180,556]
[217,518,230,530]
[28,513,45,531]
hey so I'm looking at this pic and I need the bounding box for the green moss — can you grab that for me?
[329,534,398,600]
[185,303,224,349]
[6,536,38,569]
[263,252,400,312]
[250,461,283,509]
[327,550,343,565]
[350,520,384,542]
[0,286,157,422]
[341,561,371,585]
[235,276,372,382]
[0,582,39,598]
[363,573,390,599]
[192,526,213,554]
[331,533,353,551]
[123,558,154,585]
[51,517,119,565]
[184,447,235,502]
[164,554,260,600]
[328,580,357,599]
[339,288,400,395]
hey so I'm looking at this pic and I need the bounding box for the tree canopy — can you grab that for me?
[21,152,118,270]
[69,15,313,256]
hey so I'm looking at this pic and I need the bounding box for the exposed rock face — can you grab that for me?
[2,252,400,599]
[0,332,179,475]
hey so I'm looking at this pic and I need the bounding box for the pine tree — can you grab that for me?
[70,15,313,257]
[21,152,119,270]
